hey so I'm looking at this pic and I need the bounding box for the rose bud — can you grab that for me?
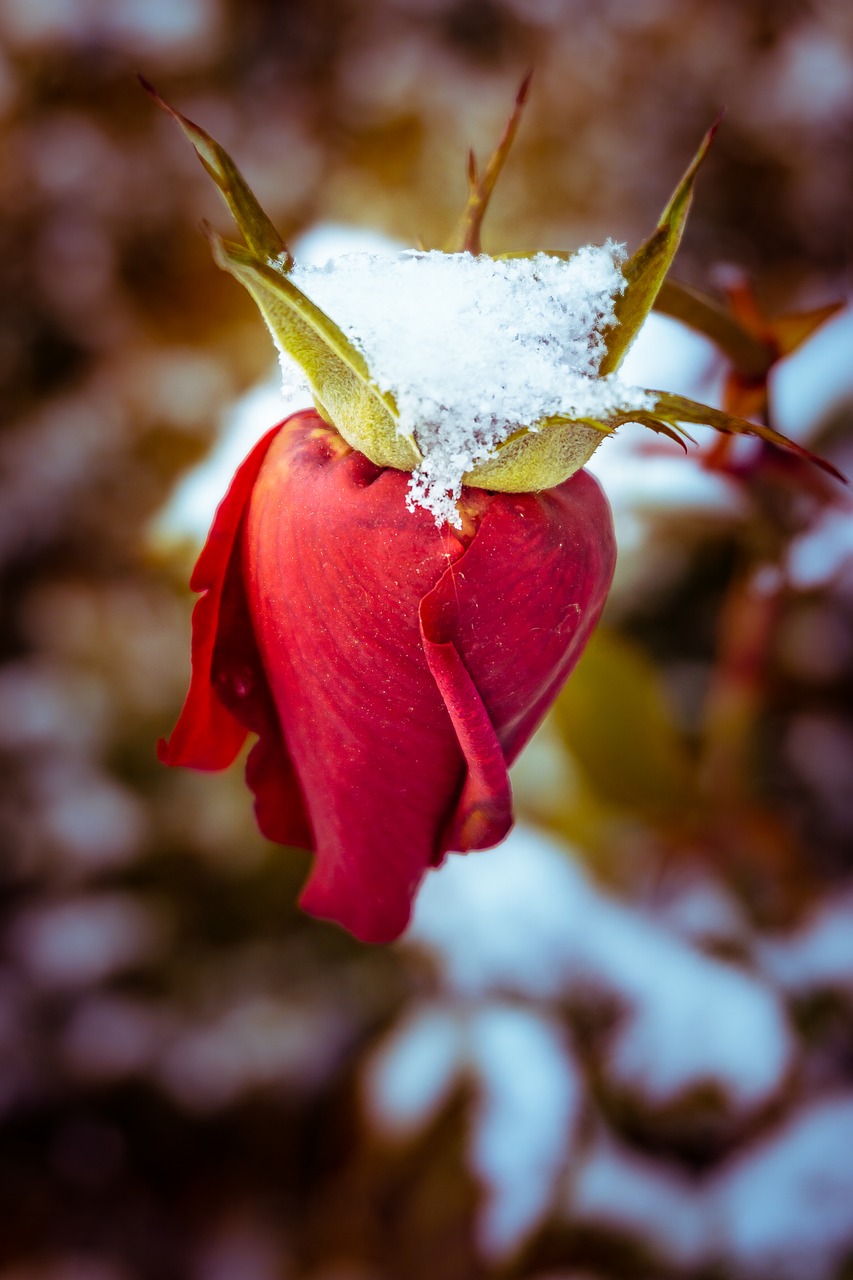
[148,78,844,942]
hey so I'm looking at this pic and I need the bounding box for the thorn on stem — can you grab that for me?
[447,72,534,254]
[516,68,534,105]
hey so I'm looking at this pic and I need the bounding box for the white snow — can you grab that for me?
[367,826,795,1260]
[409,826,793,1112]
[772,304,853,442]
[157,995,346,1111]
[709,1094,853,1279]
[772,304,853,593]
[758,888,853,1000]
[363,1003,464,1136]
[8,893,167,989]
[651,867,750,951]
[619,308,721,401]
[466,1004,583,1258]
[570,1130,706,1269]
[363,997,583,1259]
[566,1096,853,1277]
[288,245,652,525]
[151,376,292,546]
[585,311,745,600]
[62,994,169,1081]
[290,221,406,266]
[786,503,853,589]
[150,225,848,579]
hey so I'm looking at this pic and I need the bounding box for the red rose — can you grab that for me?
[160,410,615,942]
[149,80,841,942]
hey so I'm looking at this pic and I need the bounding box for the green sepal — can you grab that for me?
[147,82,421,471]
[141,77,291,268]
[614,390,848,483]
[598,115,722,377]
[207,228,420,470]
[463,416,607,492]
[150,83,845,496]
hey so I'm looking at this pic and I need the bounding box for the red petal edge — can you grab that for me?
[157,423,284,770]
[420,555,514,858]
[244,715,313,850]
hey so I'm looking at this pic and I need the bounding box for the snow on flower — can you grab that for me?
[286,245,653,525]
[149,79,843,943]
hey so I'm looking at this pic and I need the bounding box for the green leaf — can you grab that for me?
[141,77,291,268]
[599,115,722,377]
[551,628,696,822]
[207,229,420,470]
[653,279,773,378]
[772,300,845,357]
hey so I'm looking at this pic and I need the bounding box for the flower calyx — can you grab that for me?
[144,77,846,514]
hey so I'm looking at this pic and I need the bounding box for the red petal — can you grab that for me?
[243,417,615,942]
[244,416,471,943]
[423,473,616,853]
[420,588,513,854]
[158,423,283,770]
[245,710,314,849]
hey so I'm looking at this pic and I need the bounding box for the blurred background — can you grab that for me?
[1,1,853,1277]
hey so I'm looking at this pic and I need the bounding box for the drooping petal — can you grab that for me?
[209,493,313,848]
[158,423,283,770]
[243,412,616,942]
[245,714,314,850]
[244,413,472,943]
[423,474,616,855]
[419,597,513,854]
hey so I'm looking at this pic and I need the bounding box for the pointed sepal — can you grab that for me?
[145,81,422,472]
[613,390,848,483]
[141,77,292,269]
[205,227,420,470]
[599,114,722,376]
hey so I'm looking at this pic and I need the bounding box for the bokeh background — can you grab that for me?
[1,1,853,1278]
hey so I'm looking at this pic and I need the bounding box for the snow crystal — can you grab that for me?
[289,246,651,524]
